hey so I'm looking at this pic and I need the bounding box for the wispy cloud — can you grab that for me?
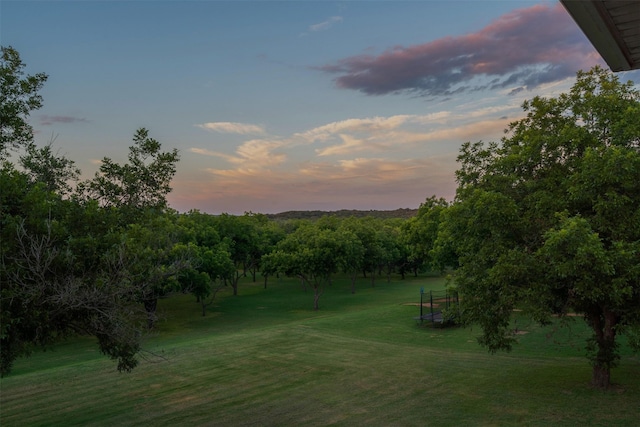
[300,15,343,37]
[39,115,89,126]
[190,147,238,163]
[297,114,450,144]
[191,139,286,169]
[299,157,445,183]
[309,16,343,32]
[195,122,266,135]
[318,3,601,97]
[311,117,512,157]
[315,134,365,157]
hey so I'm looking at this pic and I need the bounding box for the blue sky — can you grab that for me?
[3,1,638,214]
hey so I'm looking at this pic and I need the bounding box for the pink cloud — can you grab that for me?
[39,115,89,126]
[319,3,602,96]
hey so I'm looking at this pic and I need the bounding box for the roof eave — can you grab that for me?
[560,0,633,72]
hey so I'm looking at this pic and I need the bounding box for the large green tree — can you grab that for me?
[440,66,640,388]
[1,47,183,375]
[78,128,184,326]
[0,47,144,375]
[0,165,145,375]
[263,222,356,310]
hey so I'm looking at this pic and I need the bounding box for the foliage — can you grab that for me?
[0,165,145,375]
[401,196,451,274]
[213,213,260,295]
[19,140,81,196]
[440,66,640,388]
[0,47,184,376]
[263,222,362,310]
[79,128,179,215]
[0,46,48,159]
[175,241,235,316]
[122,213,192,328]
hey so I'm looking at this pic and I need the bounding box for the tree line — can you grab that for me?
[2,46,639,389]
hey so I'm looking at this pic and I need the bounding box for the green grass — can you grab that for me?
[1,274,639,426]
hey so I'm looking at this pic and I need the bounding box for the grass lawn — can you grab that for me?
[1,274,639,426]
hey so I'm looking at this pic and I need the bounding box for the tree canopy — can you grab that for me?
[79,128,179,214]
[0,46,183,375]
[0,46,48,159]
[439,66,640,388]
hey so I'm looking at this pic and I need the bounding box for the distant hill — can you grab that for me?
[265,208,418,221]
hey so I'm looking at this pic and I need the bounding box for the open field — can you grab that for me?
[1,274,639,426]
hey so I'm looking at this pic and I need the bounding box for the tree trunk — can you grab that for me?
[143,297,158,329]
[592,365,610,388]
[313,285,320,311]
[231,272,240,296]
[588,307,619,389]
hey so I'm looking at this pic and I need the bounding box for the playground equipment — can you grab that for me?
[414,287,459,327]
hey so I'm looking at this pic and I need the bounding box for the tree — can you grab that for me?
[1,48,184,375]
[402,196,450,275]
[79,128,179,216]
[122,213,191,328]
[348,218,379,284]
[214,213,260,296]
[440,66,640,388]
[263,223,348,310]
[375,220,404,283]
[77,129,184,326]
[176,243,234,316]
[20,140,81,196]
[0,46,48,159]
[0,165,145,375]
[253,217,285,289]
[356,218,403,287]
[337,218,367,293]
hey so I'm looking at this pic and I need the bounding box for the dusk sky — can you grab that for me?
[3,1,639,214]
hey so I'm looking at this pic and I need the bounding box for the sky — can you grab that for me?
[2,0,639,214]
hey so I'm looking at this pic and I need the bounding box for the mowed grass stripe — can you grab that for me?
[3,326,638,426]
[2,275,639,426]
